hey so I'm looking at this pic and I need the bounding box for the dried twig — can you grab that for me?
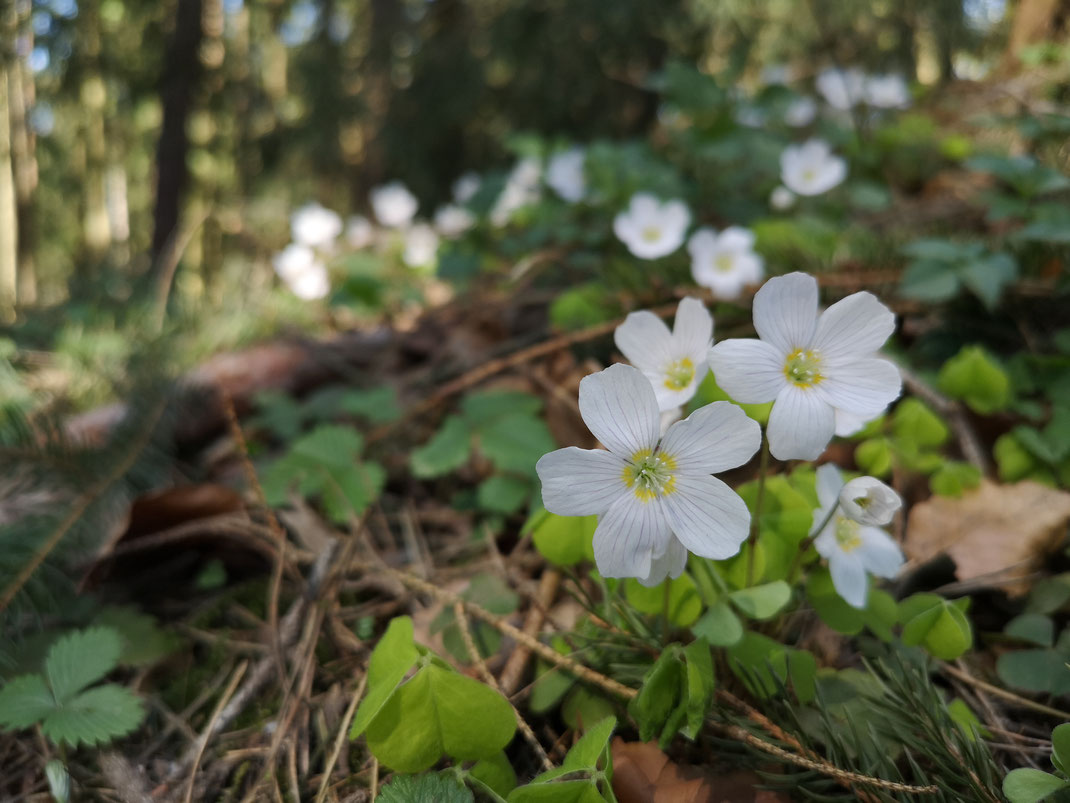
[499,569,561,696]
[315,673,368,803]
[184,660,249,803]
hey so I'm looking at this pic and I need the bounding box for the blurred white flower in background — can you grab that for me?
[452,172,482,204]
[735,106,767,128]
[780,139,847,196]
[613,193,691,260]
[273,243,330,300]
[402,223,440,268]
[760,63,793,86]
[816,67,866,110]
[370,181,419,228]
[687,227,764,300]
[546,148,587,202]
[491,157,542,226]
[433,204,475,238]
[784,96,817,127]
[345,215,374,249]
[864,74,911,109]
[291,202,342,249]
[770,185,797,210]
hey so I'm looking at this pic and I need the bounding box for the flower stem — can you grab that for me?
[745,435,770,587]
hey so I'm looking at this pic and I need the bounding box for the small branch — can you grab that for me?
[315,673,367,803]
[184,659,249,803]
[499,569,561,696]
[942,662,1070,721]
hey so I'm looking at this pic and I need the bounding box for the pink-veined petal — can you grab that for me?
[813,292,896,363]
[578,364,661,457]
[591,493,672,580]
[707,339,786,404]
[752,272,819,353]
[767,384,835,461]
[536,447,628,517]
[661,474,751,560]
[659,401,761,475]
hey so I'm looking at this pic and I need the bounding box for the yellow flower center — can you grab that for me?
[641,225,662,243]
[783,348,824,387]
[714,253,734,273]
[802,168,816,183]
[663,358,695,391]
[835,517,862,552]
[621,449,677,502]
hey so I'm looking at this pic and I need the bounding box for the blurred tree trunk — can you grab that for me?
[1004,0,1070,66]
[151,0,204,272]
[11,16,38,305]
[0,55,16,320]
[81,0,110,264]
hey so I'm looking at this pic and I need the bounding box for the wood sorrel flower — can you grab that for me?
[707,272,901,461]
[839,476,902,526]
[536,364,760,586]
[687,227,764,300]
[812,465,904,608]
[614,297,713,413]
[546,147,587,203]
[371,181,418,228]
[613,193,691,260]
[779,139,847,196]
[291,202,342,250]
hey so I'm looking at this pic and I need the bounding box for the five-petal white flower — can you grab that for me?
[687,227,764,300]
[273,243,329,300]
[615,297,713,412]
[370,182,419,228]
[812,464,904,608]
[770,185,797,211]
[402,223,440,268]
[433,204,475,238]
[613,193,691,260]
[536,364,760,586]
[780,139,847,197]
[839,476,902,526]
[546,148,587,203]
[707,272,901,461]
[291,202,343,250]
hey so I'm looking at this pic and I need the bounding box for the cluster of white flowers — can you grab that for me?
[537,273,905,605]
[777,139,847,198]
[272,202,344,299]
[816,67,911,111]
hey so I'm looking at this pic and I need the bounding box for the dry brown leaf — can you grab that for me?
[904,480,1070,595]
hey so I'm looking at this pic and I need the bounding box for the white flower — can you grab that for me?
[707,272,901,461]
[615,297,713,412]
[839,476,902,526]
[812,464,904,608]
[370,181,418,228]
[780,139,847,197]
[864,74,911,109]
[273,244,330,300]
[402,223,439,268]
[346,215,374,249]
[291,202,342,249]
[770,185,797,210]
[834,408,866,437]
[613,193,690,260]
[546,148,587,202]
[452,172,482,204]
[687,227,764,300]
[816,67,866,110]
[490,157,542,226]
[433,204,475,238]
[784,96,817,127]
[536,364,760,585]
[760,64,792,86]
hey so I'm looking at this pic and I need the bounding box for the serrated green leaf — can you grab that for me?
[411,415,472,478]
[0,674,55,729]
[45,627,122,704]
[378,773,474,803]
[351,617,420,739]
[291,424,363,465]
[41,684,144,748]
[92,608,179,668]
[1003,768,1069,803]
[337,387,402,423]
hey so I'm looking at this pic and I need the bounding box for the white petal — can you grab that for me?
[707,339,786,404]
[536,447,628,517]
[662,474,751,560]
[652,380,704,413]
[818,358,902,418]
[578,364,661,457]
[839,477,902,526]
[833,408,867,437]
[767,385,835,461]
[857,527,904,578]
[671,298,714,364]
[615,311,674,373]
[661,200,691,232]
[813,292,896,363]
[752,272,819,353]
[659,401,761,474]
[659,407,684,436]
[815,463,844,509]
[687,228,718,258]
[637,536,688,587]
[829,553,869,608]
[592,493,672,580]
[717,226,756,252]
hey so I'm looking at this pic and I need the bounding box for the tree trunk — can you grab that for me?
[151,0,204,270]
[9,5,36,305]
[0,57,16,321]
[1004,0,1070,67]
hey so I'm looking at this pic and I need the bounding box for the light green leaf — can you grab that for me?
[508,780,604,803]
[92,607,179,668]
[561,716,616,771]
[855,437,894,478]
[45,627,122,704]
[938,346,1011,415]
[627,650,683,743]
[900,595,972,660]
[0,674,56,729]
[526,510,596,567]
[351,617,420,739]
[625,573,703,627]
[729,581,792,620]
[892,398,949,449]
[1052,723,1070,775]
[471,751,518,798]
[1003,768,1069,803]
[41,684,144,748]
[929,461,982,498]
[411,416,472,478]
[683,640,714,739]
[378,773,474,803]
[691,600,743,647]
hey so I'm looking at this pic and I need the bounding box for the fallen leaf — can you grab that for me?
[905,480,1070,595]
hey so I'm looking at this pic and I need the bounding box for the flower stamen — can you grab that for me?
[835,517,862,552]
[663,358,695,391]
[783,348,824,387]
[622,449,677,502]
[640,226,662,243]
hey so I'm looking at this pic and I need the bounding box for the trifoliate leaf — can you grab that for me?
[997,649,1070,696]
[92,607,179,668]
[0,674,56,729]
[691,600,743,647]
[45,627,123,704]
[411,415,472,478]
[855,437,894,478]
[478,413,557,475]
[378,773,474,803]
[1052,723,1070,775]
[728,581,792,620]
[892,398,949,449]
[41,684,144,747]
[351,617,420,739]
[337,387,401,423]
[938,346,1011,414]
[899,595,972,660]
[929,461,981,497]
